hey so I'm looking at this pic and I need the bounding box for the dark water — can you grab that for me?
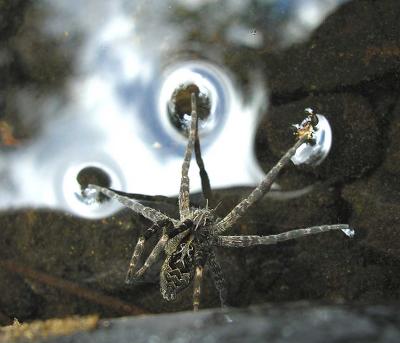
[0,0,400,334]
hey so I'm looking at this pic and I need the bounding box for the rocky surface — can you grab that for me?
[0,1,400,341]
[262,0,400,94]
[2,303,400,343]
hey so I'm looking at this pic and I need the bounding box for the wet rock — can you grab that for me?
[0,270,38,323]
[342,169,400,257]
[0,210,147,318]
[382,99,400,175]
[4,304,400,343]
[340,94,400,301]
[263,0,400,95]
[342,97,400,259]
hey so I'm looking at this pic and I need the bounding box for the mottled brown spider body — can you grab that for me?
[161,229,195,301]
[88,92,353,311]
[160,208,216,301]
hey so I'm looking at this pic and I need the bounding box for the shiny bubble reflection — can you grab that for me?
[0,0,348,218]
[291,113,332,166]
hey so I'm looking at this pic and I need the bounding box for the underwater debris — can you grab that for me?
[0,315,99,342]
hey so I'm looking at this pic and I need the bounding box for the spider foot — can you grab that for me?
[125,274,135,284]
[125,272,140,284]
[125,263,150,284]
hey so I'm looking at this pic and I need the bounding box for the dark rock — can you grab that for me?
[342,170,400,258]
[263,0,400,96]
[0,269,39,323]
[0,0,29,40]
[342,97,400,260]
[382,99,400,175]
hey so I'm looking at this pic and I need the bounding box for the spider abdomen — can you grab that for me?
[160,239,195,301]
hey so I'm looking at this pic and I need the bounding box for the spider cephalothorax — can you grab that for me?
[88,92,353,311]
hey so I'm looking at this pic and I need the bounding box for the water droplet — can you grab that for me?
[341,227,355,238]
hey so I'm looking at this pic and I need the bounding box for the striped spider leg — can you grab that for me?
[88,92,218,310]
[88,93,353,311]
[212,110,353,242]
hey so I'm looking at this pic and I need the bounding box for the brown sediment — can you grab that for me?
[0,315,99,342]
[0,121,20,146]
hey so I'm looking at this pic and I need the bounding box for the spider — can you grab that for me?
[87,93,353,311]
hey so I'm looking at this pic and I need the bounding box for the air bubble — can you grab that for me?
[158,61,231,142]
[291,113,332,166]
[167,83,212,136]
[61,160,124,218]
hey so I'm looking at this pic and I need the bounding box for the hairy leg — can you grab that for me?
[126,219,173,283]
[215,224,354,247]
[193,243,209,311]
[208,249,228,308]
[88,184,178,225]
[179,93,198,220]
[193,265,204,311]
[214,136,307,234]
[194,114,213,206]
[134,232,169,279]
[214,112,321,234]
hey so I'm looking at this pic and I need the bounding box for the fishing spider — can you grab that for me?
[88,93,353,311]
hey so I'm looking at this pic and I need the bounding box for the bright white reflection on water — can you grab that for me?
[0,0,348,218]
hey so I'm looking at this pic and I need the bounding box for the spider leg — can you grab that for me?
[193,265,204,312]
[208,249,228,308]
[178,93,198,220]
[126,219,173,283]
[88,184,178,225]
[133,220,192,279]
[134,230,170,278]
[107,188,178,207]
[194,112,213,206]
[215,224,354,247]
[192,242,211,311]
[214,136,307,234]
